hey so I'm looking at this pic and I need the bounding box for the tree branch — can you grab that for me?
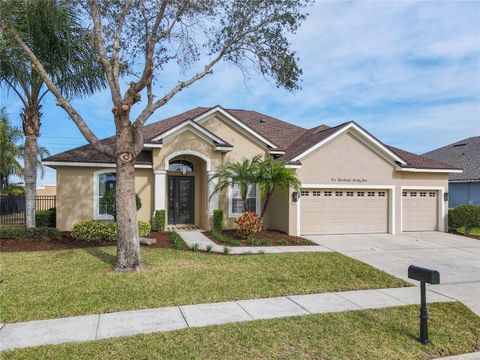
[1,24,114,157]
[112,0,132,80]
[87,0,122,106]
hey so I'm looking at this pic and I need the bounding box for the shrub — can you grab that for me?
[0,227,60,239]
[213,209,223,232]
[206,244,213,252]
[138,221,151,237]
[35,208,56,227]
[71,220,152,242]
[234,211,261,239]
[72,221,117,242]
[223,246,230,255]
[191,243,200,252]
[155,210,166,232]
[449,205,480,235]
[278,238,287,245]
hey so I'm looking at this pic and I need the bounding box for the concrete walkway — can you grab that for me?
[434,353,480,360]
[0,286,452,352]
[177,231,331,254]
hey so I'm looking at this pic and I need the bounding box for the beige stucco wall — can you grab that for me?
[288,131,449,235]
[36,185,56,196]
[56,167,153,231]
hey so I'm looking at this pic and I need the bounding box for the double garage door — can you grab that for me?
[300,189,389,235]
[299,188,439,235]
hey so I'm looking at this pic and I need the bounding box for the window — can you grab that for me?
[168,159,194,174]
[324,191,332,196]
[378,191,386,197]
[313,191,321,196]
[346,191,354,197]
[429,192,436,197]
[420,192,427,197]
[357,191,365,197]
[368,191,375,197]
[402,191,407,197]
[230,183,257,216]
[335,191,343,196]
[301,190,309,196]
[410,192,417,197]
[95,171,116,219]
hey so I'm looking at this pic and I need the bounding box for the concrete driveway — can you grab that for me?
[307,232,480,316]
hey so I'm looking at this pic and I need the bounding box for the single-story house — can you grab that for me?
[423,136,479,208]
[43,106,462,235]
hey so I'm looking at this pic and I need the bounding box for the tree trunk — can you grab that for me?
[113,121,141,272]
[21,102,41,228]
[260,190,274,221]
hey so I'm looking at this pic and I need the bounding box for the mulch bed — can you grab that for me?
[204,229,315,247]
[0,231,172,252]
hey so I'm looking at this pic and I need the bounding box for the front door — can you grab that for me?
[168,176,194,224]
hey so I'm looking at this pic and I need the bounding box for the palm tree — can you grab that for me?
[0,0,105,227]
[257,156,301,221]
[0,108,23,192]
[210,155,261,212]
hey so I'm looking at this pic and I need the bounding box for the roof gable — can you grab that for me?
[284,122,406,165]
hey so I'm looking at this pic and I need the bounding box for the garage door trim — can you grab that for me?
[400,186,445,232]
[298,184,396,236]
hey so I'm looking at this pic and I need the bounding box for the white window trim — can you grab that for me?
[297,184,396,236]
[228,183,261,218]
[164,150,211,172]
[42,161,152,168]
[93,169,116,220]
[400,186,445,232]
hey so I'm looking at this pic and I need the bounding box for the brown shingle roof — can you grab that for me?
[43,106,461,172]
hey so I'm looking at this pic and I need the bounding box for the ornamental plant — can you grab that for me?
[234,211,261,239]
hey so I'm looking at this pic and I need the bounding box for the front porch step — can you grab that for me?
[166,225,201,232]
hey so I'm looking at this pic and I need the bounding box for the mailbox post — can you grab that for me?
[408,265,440,345]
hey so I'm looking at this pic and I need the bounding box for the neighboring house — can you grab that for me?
[43,106,461,235]
[423,136,480,208]
[36,185,56,197]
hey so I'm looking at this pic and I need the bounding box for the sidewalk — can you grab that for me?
[0,286,453,352]
[177,231,332,254]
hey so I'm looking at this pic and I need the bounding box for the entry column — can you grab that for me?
[154,170,167,211]
[207,171,219,214]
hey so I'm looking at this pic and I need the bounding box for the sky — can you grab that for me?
[1,0,479,187]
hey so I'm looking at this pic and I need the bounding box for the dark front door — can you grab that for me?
[168,176,194,224]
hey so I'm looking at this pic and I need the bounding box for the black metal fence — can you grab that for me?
[0,195,56,226]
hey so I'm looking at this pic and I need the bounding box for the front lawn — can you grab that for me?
[456,227,480,238]
[0,246,408,322]
[4,303,479,359]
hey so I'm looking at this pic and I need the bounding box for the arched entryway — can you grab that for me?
[165,152,209,228]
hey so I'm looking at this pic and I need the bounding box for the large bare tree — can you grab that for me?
[1,0,310,271]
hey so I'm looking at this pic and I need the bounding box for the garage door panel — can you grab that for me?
[402,191,438,231]
[300,189,389,235]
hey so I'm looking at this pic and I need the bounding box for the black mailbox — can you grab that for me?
[408,265,440,284]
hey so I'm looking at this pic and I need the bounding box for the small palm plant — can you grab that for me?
[257,156,301,221]
[209,155,261,211]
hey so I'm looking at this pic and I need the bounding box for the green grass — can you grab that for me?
[457,227,480,236]
[0,247,409,323]
[4,303,479,359]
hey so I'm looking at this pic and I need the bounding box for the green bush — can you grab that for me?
[35,208,56,227]
[155,210,166,232]
[168,231,185,249]
[0,227,60,239]
[138,221,151,237]
[71,221,117,242]
[213,209,223,232]
[71,220,152,242]
[99,189,142,221]
[449,205,480,235]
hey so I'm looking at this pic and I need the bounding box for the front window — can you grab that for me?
[230,183,257,216]
[96,172,116,217]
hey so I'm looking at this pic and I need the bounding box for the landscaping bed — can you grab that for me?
[0,247,409,322]
[0,231,176,252]
[4,302,479,359]
[204,229,315,246]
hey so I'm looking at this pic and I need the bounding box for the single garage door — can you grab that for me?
[300,189,389,235]
[402,190,438,231]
